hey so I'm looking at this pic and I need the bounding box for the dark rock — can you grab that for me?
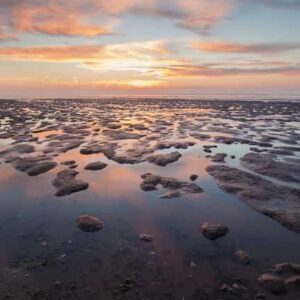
[257,274,286,294]
[77,215,103,232]
[146,151,182,166]
[84,161,107,171]
[201,222,229,240]
[235,250,252,264]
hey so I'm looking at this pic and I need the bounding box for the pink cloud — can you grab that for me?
[192,41,300,53]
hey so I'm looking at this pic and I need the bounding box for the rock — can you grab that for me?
[106,123,121,129]
[61,160,76,166]
[139,234,153,242]
[55,180,89,197]
[206,164,300,233]
[0,143,35,155]
[181,183,203,193]
[23,161,57,176]
[201,223,229,240]
[142,174,161,185]
[272,263,300,275]
[140,182,157,191]
[77,215,103,232]
[53,169,89,197]
[241,152,300,182]
[146,151,182,166]
[235,250,252,264]
[257,274,286,294]
[12,157,57,176]
[211,153,227,163]
[140,173,204,195]
[84,161,107,171]
[102,129,144,140]
[189,174,198,181]
[80,144,103,155]
[285,275,300,289]
[156,140,195,150]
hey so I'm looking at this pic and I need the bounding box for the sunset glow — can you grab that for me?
[0,0,299,97]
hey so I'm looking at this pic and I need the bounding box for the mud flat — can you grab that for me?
[0,98,300,299]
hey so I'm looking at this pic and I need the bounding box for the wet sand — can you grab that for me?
[0,98,300,299]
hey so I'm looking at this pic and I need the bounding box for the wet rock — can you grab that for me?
[142,174,161,185]
[189,174,198,181]
[131,124,148,130]
[269,149,294,156]
[146,151,181,166]
[106,123,121,129]
[12,157,57,176]
[140,182,157,191]
[102,129,144,140]
[285,275,300,289]
[53,169,89,197]
[203,145,217,153]
[1,143,35,155]
[21,161,57,176]
[140,173,204,195]
[241,152,300,182]
[139,234,153,242]
[181,183,203,193]
[156,140,195,150]
[206,164,300,233]
[77,215,103,232]
[272,263,300,275]
[80,144,103,155]
[84,161,107,171]
[257,274,286,294]
[201,223,229,240]
[235,250,252,264]
[211,153,227,163]
[190,133,211,140]
[61,160,76,166]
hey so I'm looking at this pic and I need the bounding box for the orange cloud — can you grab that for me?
[0,41,169,65]
[0,0,238,39]
[0,1,114,38]
[192,41,300,53]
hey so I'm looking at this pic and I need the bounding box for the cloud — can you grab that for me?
[0,41,172,76]
[0,1,115,38]
[158,63,300,78]
[0,0,239,38]
[192,41,300,54]
[0,41,298,80]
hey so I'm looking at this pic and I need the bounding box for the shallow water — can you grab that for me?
[0,99,300,299]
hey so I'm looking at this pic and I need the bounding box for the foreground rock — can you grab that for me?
[77,215,103,232]
[146,151,182,166]
[206,165,300,233]
[139,234,153,242]
[84,161,107,171]
[52,169,89,197]
[257,274,286,294]
[285,275,300,290]
[235,250,252,264]
[241,152,300,183]
[201,222,229,240]
[272,263,300,275]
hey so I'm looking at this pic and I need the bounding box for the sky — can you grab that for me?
[0,0,300,97]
